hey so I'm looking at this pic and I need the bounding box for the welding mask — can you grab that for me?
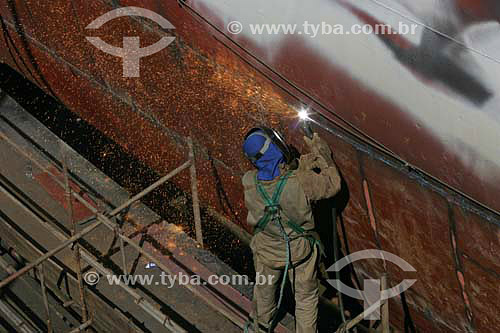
[243,127,293,166]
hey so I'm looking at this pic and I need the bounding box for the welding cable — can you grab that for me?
[3,1,58,97]
[77,216,97,226]
[364,0,500,65]
[332,206,346,324]
[0,16,42,89]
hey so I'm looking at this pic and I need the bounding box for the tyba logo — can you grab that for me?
[327,249,417,320]
[86,7,175,77]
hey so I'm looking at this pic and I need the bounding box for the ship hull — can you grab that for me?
[0,0,499,331]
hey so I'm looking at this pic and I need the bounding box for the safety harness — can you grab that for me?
[244,171,323,333]
[254,171,324,257]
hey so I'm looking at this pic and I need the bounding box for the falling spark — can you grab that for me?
[172,225,183,233]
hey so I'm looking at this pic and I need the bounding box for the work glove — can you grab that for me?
[304,133,334,165]
[298,153,329,172]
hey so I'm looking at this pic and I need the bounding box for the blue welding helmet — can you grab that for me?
[243,127,293,165]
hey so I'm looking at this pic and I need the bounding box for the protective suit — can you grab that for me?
[242,129,341,333]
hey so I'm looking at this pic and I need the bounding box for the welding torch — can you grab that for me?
[298,108,314,139]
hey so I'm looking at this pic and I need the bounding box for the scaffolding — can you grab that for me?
[0,135,205,333]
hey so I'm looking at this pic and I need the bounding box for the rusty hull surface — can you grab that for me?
[0,1,499,332]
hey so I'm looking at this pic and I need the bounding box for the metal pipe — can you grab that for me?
[118,229,128,275]
[336,299,385,332]
[333,206,346,323]
[187,137,203,246]
[38,263,53,333]
[63,301,75,308]
[0,255,16,274]
[61,146,88,324]
[381,274,389,333]
[67,319,93,333]
[0,219,102,289]
[0,299,37,333]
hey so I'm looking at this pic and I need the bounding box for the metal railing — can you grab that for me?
[0,134,205,332]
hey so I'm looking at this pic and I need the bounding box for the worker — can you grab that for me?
[242,127,341,333]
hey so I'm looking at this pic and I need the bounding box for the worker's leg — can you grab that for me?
[290,246,319,333]
[252,257,281,329]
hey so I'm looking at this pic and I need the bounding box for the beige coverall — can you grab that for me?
[242,134,341,333]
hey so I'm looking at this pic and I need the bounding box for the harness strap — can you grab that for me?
[285,221,325,258]
[253,171,325,257]
[254,172,291,233]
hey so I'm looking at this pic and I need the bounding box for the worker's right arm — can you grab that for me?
[296,133,341,201]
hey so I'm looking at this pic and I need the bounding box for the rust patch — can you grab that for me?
[33,165,95,222]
